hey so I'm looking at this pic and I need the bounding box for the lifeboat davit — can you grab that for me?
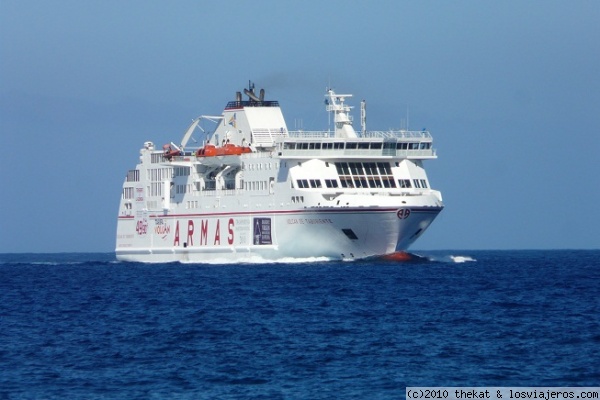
[163,144,181,160]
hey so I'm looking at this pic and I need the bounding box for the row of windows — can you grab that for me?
[174,167,190,177]
[283,141,432,150]
[339,176,396,189]
[148,168,173,182]
[149,182,163,196]
[186,200,199,209]
[175,184,189,194]
[335,162,392,176]
[336,161,396,189]
[127,170,140,182]
[122,187,134,199]
[243,162,278,171]
[244,181,268,191]
[296,177,428,190]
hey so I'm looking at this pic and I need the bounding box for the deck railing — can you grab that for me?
[287,130,432,139]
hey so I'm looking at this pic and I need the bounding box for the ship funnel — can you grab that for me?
[259,88,265,101]
[236,91,242,102]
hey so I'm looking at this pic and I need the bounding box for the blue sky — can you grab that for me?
[1,0,598,253]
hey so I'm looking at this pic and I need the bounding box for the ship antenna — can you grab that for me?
[360,99,366,136]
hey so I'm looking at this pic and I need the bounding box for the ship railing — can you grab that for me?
[287,130,432,139]
[277,147,437,159]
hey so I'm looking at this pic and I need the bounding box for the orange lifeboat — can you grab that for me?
[196,144,252,157]
[196,144,217,157]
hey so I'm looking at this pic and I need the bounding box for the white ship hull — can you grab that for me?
[116,201,442,263]
[116,84,444,263]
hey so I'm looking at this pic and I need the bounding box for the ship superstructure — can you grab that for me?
[116,83,443,262]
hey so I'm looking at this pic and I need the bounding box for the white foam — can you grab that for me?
[449,255,477,263]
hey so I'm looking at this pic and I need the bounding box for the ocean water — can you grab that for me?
[1,250,598,399]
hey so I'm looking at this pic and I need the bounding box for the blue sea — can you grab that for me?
[1,250,598,399]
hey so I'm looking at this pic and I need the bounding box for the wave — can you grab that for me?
[418,254,477,263]
[180,255,335,265]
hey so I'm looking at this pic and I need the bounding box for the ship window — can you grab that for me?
[325,179,338,188]
[349,162,362,174]
[336,162,350,175]
[420,179,428,188]
[370,142,382,149]
[358,142,370,149]
[413,179,421,188]
[398,179,412,188]
[342,229,358,240]
[334,142,344,149]
[346,142,358,149]
[364,162,376,175]
[309,179,322,188]
[127,170,140,182]
[386,177,397,188]
[367,177,380,188]
[297,179,309,188]
[377,162,391,174]
[410,142,419,150]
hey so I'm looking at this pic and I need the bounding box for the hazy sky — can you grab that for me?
[1,0,599,253]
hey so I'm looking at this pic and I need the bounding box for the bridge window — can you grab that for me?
[325,179,338,188]
[297,179,309,188]
[309,179,322,188]
[335,162,396,189]
[398,179,412,188]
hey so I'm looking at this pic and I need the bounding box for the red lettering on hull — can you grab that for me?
[173,221,180,246]
[187,220,194,246]
[214,220,221,245]
[200,220,208,245]
[228,218,235,245]
[172,218,236,248]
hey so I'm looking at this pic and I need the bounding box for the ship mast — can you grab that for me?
[325,89,358,138]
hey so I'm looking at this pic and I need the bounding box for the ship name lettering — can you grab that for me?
[173,219,235,247]
[200,220,208,245]
[228,219,234,245]
[154,224,170,235]
[214,220,221,245]
[305,218,333,224]
[187,220,195,246]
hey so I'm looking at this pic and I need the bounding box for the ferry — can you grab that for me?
[115,82,444,262]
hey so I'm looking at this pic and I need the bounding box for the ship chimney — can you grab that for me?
[259,88,265,101]
[236,91,242,102]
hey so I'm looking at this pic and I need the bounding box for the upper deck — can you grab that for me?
[276,129,436,159]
